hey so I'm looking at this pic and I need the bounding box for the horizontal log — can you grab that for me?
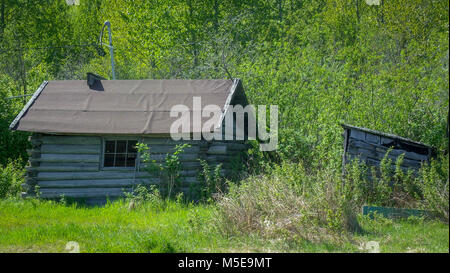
[374,147,428,162]
[143,138,205,145]
[205,155,234,162]
[39,135,101,145]
[37,171,150,181]
[347,146,422,168]
[38,187,131,198]
[40,144,100,154]
[143,153,200,162]
[209,142,248,150]
[36,169,202,181]
[349,139,429,161]
[27,166,99,172]
[141,161,201,169]
[144,145,200,154]
[39,162,99,167]
[38,176,199,188]
[32,154,100,163]
[346,151,422,170]
[365,158,417,174]
[207,145,227,155]
[348,139,376,150]
[134,169,199,177]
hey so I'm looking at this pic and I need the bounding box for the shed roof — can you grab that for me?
[10,79,244,135]
[341,123,433,149]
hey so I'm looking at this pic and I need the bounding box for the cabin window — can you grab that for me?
[103,140,138,168]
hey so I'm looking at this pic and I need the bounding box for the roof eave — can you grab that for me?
[9,81,48,131]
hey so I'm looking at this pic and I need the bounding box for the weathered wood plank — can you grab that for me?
[37,171,151,181]
[39,135,101,145]
[39,187,131,198]
[143,138,203,145]
[40,144,100,154]
[38,179,142,188]
[207,145,227,155]
[38,176,199,188]
[141,161,201,169]
[348,139,377,150]
[144,145,200,154]
[347,149,422,169]
[365,133,380,144]
[33,153,100,163]
[349,139,428,162]
[27,166,99,172]
[39,162,99,167]
[375,147,428,162]
[349,129,365,140]
[348,146,423,167]
[144,153,199,162]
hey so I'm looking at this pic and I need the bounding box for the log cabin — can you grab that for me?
[9,76,250,204]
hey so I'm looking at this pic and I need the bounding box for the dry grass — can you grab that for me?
[213,165,361,244]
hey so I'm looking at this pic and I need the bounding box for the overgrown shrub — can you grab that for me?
[136,143,190,199]
[346,150,449,221]
[351,150,422,208]
[214,162,362,243]
[0,159,25,198]
[198,159,226,202]
[418,155,449,223]
[214,149,450,243]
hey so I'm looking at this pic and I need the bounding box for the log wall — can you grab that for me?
[24,133,248,204]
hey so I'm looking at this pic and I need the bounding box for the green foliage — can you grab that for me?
[1,0,448,170]
[124,184,165,212]
[0,159,24,198]
[136,142,190,199]
[418,155,449,222]
[214,162,363,243]
[197,159,225,202]
[0,0,447,229]
[0,197,446,252]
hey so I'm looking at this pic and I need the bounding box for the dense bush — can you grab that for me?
[0,160,25,198]
[418,155,449,222]
[214,154,449,241]
[214,162,363,243]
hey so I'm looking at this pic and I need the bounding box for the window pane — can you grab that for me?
[126,153,136,167]
[128,141,138,153]
[104,154,115,167]
[116,141,127,153]
[105,141,116,153]
[115,154,126,167]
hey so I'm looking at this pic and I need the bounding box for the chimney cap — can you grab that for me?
[87,72,106,88]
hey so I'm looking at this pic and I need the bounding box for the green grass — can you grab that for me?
[0,198,448,253]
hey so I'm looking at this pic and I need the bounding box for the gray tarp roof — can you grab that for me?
[10,79,243,135]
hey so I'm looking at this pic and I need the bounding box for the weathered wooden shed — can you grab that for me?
[342,124,435,175]
[10,78,250,204]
